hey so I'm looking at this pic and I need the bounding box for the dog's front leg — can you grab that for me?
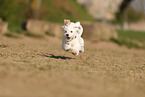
[63,43,71,51]
[72,49,79,56]
[71,45,80,56]
[62,37,71,51]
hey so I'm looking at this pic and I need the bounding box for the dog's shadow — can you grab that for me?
[41,54,75,60]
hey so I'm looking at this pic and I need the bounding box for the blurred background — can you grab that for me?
[0,0,145,49]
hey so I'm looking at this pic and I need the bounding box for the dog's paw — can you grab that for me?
[64,47,70,51]
[72,50,79,56]
[72,52,79,56]
[64,44,71,51]
[65,49,70,52]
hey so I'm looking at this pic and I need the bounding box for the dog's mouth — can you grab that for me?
[66,37,70,40]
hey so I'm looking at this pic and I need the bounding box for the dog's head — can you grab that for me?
[62,24,77,41]
[62,20,79,41]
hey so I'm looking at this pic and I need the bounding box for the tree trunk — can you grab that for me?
[30,0,42,19]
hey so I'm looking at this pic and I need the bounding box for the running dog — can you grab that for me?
[62,19,84,56]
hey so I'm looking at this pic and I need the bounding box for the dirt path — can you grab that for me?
[0,36,145,97]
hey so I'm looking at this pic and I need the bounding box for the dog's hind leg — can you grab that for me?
[71,48,79,56]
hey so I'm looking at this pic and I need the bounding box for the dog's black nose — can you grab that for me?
[66,34,69,37]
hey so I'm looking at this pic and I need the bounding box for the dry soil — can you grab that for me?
[0,35,145,97]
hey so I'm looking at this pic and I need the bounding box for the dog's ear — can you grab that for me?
[64,19,70,25]
[75,22,80,27]
[74,22,80,29]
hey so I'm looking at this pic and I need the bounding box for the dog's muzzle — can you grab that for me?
[65,34,71,40]
[66,37,70,40]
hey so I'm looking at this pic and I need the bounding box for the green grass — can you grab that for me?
[110,38,142,49]
[45,31,55,37]
[117,29,145,42]
[41,0,94,23]
[111,29,145,49]
[0,0,94,34]
[4,33,21,39]
[25,32,43,38]
[0,0,25,33]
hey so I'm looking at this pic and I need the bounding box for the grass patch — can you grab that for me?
[111,29,145,49]
[111,38,142,49]
[117,29,145,42]
[8,25,23,34]
[38,65,52,71]
[41,0,94,23]
[25,32,43,38]
[45,31,55,37]
[110,38,122,46]
[0,0,94,34]
[0,0,26,33]
[75,65,79,70]
[4,33,21,39]
[0,45,9,48]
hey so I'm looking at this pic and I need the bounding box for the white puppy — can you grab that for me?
[62,19,84,56]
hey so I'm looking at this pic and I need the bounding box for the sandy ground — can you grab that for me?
[0,35,145,97]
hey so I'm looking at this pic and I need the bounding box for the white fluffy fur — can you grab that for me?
[62,20,84,56]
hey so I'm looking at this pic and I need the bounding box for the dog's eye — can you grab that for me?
[71,31,73,33]
[65,31,67,33]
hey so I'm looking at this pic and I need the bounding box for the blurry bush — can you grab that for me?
[0,0,26,33]
[126,6,143,22]
[40,0,94,23]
